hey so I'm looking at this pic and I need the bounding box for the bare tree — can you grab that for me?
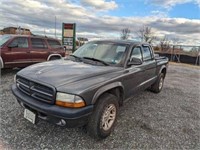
[137,26,156,43]
[120,28,130,40]
[171,37,179,45]
[160,35,170,52]
[190,46,199,55]
[160,36,181,52]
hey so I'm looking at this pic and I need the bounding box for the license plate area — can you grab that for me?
[24,109,37,124]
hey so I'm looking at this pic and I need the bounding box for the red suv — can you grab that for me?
[0,35,65,69]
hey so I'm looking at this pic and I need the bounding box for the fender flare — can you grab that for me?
[159,65,167,78]
[0,57,4,68]
[91,82,124,104]
[47,54,62,61]
[159,65,166,74]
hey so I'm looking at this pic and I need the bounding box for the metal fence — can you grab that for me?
[155,45,200,66]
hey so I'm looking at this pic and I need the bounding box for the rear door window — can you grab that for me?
[31,38,47,49]
[9,37,28,48]
[47,39,61,48]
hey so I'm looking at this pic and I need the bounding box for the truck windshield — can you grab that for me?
[73,42,128,65]
[0,35,12,46]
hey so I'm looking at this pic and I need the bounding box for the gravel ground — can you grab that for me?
[0,63,200,150]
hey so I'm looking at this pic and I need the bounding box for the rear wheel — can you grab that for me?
[87,93,119,139]
[150,73,165,93]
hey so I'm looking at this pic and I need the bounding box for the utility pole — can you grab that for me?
[44,28,46,37]
[55,16,57,38]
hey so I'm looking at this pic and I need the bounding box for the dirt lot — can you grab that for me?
[0,63,200,149]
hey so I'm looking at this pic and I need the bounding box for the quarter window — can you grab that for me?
[10,37,28,48]
[31,38,47,49]
[142,46,152,61]
[47,39,61,48]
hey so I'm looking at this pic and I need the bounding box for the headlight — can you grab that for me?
[56,92,85,108]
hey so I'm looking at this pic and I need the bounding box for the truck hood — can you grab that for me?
[18,59,122,87]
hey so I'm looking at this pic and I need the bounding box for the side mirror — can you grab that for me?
[128,57,142,66]
[8,43,18,48]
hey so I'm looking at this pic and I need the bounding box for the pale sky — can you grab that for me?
[0,0,200,45]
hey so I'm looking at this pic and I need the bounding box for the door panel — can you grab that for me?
[141,46,157,88]
[123,46,146,98]
[123,66,145,98]
[4,37,31,67]
[30,38,49,62]
[141,60,157,88]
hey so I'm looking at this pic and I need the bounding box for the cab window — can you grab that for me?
[130,47,142,60]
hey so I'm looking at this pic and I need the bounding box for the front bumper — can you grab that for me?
[11,84,93,127]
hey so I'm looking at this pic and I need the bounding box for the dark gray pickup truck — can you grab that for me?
[12,40,168,139]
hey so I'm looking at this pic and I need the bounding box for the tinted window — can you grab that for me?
[47,39,61,48]
[31,38,47,49]
[131,47,142,59]
[0,35,12,46]
[142,46,152,60]
[10,37,28,48]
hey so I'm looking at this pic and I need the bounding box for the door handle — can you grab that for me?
[124,70,129,73]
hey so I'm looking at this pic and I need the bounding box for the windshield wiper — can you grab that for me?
[83,57,109,66]
[69,55,82,61]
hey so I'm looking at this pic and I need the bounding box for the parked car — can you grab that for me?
[0,34,65,69]
[11,40,168,139]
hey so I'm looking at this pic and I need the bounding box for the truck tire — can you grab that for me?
[150,73,164,93]
[87,93,119,139]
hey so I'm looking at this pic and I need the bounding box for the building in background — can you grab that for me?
[77,37,88,47]
[0,26,32,35]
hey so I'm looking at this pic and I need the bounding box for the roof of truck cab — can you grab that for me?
[90,39,150,45]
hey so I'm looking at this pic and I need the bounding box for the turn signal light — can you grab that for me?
[56,100,85,108]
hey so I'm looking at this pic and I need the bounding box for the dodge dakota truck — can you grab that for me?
[12,40,168,139]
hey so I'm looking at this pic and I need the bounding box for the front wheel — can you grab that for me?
[87,93,119,139]
[150,73,165,93]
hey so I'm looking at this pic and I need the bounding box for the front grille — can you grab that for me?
[16,76,55,103]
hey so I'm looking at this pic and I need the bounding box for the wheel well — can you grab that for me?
[0,57,4,69]
[49,55,61,60]
[161,68,166,78]
[97,87,124,106]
